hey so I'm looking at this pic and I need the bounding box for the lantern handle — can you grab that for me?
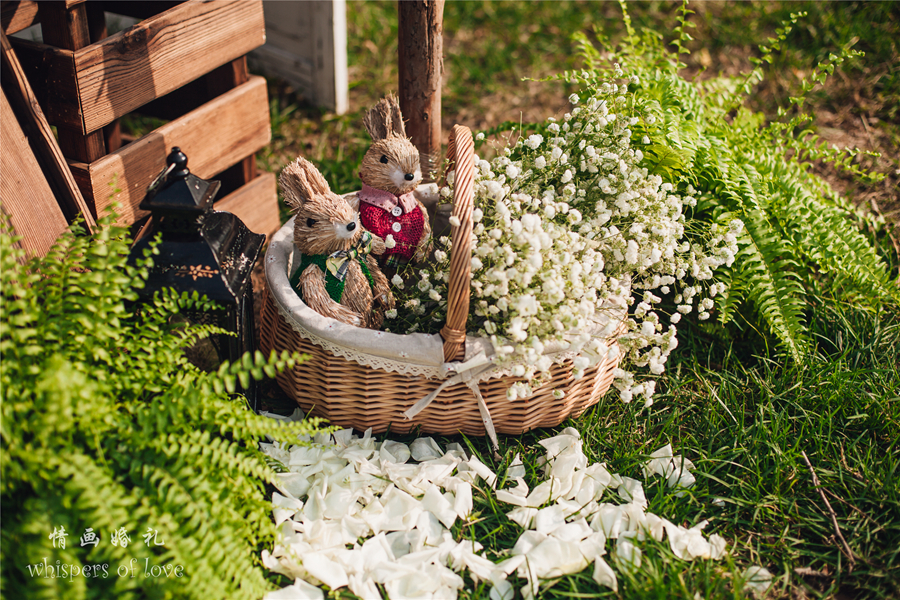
[146,160,177,195]
[167,147,190,179]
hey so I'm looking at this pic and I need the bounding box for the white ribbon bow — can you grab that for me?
[404,352,502,454]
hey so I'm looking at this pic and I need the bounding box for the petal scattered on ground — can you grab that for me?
[260,427,731,599]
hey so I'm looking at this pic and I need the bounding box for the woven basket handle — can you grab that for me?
[440,125,475,362]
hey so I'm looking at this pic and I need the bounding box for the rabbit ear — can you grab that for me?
[387,93,407,138]
[364,94,407,140]
[280,157,332,210]
[363,97,390,141]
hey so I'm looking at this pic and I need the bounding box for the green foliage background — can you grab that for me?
[0,215,321,600]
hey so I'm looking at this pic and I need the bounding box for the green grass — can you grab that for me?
[278,295,899,599]
[399,295,899,599]
[256,2,900,598]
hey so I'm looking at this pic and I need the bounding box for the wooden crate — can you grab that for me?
[1,29,94,244]
[3,0,280,236]
[0,86,70,258]
[69,75,273,225]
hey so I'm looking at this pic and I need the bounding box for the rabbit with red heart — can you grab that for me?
[357,94,433,269]
[281,156,394,329]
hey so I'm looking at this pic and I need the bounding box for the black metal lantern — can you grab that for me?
[130,147,265,410]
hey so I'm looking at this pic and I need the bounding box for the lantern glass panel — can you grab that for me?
[129,148,264,410]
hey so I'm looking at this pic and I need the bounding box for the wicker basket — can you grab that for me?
[259,126,621,445]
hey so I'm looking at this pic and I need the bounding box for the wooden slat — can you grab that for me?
[1,31,94,227]
[38,1,92,50]
[69,75,271,225]
[37,1,108,162]
[206,56,257,192]
[0,88,70,258]
[5,1,265,135]
[213,172,280,237]
[1,0,39,35]
[7,37,81,130]
[74,0,264,134]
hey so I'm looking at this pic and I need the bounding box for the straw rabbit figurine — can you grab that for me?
[357,94,432,269]
[281,156,395,329]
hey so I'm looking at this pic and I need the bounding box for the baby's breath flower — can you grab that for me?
[525,134,543,149]
[385,234,396,249]
[449,215,461,228]
[475,132,485,141]
[395,77,731,405]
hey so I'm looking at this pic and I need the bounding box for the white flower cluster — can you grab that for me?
[260,423,728,600]
[400,76,741,404]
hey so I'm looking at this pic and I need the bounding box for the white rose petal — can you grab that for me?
[453,481,473,519]
[743,566,773,595]
[490,579,515,600]
[592,556,618,591]
[380,441,411,464]
[410,437,444,461]
[264,578,325,600]
[301,552,349,590]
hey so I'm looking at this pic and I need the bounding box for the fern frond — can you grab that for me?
[737,209,810,361]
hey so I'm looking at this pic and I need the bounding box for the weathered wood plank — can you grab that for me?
[1,0,39,35]
[0,87,70,258]
[5,1,265,135]
[7,37,81,129]
[38,1,91,49]
[213,171,279,237]
[1,31,94,227]
[74,0,265,134]
[70,76,271,225]
[205,56,257,192]
[36,1,108,162]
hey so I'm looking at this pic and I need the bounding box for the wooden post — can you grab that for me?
[398,0,444,182]
[37,1,109,163]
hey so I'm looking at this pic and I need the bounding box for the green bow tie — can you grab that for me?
[326,232,373,281]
